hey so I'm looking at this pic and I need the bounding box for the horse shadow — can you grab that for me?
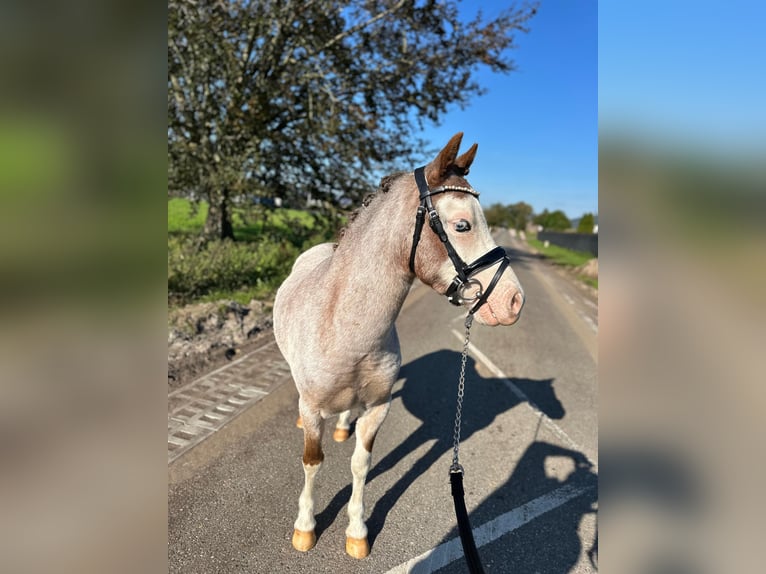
[314,350,566,549]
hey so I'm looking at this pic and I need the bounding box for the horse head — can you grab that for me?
[409,132,525,326]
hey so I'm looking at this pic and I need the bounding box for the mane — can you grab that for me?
[334,171,407,248]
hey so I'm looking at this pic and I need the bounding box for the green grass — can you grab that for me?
[581,276,598,289]
[168,198,338,307]
[233,208,319,242]
[197,285,276,305]
[527,234,598,289]
[168,197,208,234]
[527,235,593,267]
[168,197,322,239]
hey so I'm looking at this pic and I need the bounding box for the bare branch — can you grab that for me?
[311,0,408,56]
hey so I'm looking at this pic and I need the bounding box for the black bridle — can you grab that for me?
[408,166,511,316]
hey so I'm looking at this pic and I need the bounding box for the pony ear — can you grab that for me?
[425,132,464,183]
[454,143,478,173]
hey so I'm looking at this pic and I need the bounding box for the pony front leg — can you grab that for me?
[345,400,390,559]
[292,404,325,552]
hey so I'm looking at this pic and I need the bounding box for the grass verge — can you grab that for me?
[526,233,598,289]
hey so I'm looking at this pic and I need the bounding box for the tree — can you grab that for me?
[168,0,538,239]
[484,201,533,230]
[484,203,511,228]
[577,212,595,233]
[507,201,533,231]
[533,209,571,231]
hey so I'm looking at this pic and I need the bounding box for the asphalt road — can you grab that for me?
[168,230,598,573]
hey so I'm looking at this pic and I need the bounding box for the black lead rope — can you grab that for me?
[451,471,485,574]
[450,314,486,574]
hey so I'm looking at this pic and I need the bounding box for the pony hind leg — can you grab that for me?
[292,402,325,552]
[333,409,352,442]
[298,409,351,439]
[345,399,391,558]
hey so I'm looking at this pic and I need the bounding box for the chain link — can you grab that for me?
[450,313,474,474]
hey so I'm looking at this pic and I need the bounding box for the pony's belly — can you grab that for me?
[318,387,359,418]
[297,351,400,416]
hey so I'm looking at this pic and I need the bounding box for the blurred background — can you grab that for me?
[0,1,167,573]
[0,0,763,573]
[599,1,765,572]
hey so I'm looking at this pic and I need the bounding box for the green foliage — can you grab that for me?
[234,208,337,250]
[533,209,571,231]
[484,203,510,227]
[167,199,338,305]
[527,234,596,288]
[507,201,533,230]
[168,0,538,239]
[577,212,596,233]
[168,236,298,305]
[168,197,208,234]
[483,201,533,230]
[527,235,592,267]
[0,117,71,196]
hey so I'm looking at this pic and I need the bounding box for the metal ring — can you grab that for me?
[458,278,483,304]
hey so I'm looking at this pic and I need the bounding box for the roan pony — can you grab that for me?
[273,132,524,558]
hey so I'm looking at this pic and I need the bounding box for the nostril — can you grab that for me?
[510,291,524,316]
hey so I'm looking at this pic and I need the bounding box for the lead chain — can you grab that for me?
[450,313,474,474]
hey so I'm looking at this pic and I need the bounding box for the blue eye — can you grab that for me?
[455,219,472,232]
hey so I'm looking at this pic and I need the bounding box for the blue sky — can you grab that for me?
[421,0,598,220]
[599,1,766,155]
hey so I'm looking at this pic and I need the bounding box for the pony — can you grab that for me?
[273,132,524,558]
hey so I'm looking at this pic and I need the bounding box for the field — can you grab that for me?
[167,198,338,306]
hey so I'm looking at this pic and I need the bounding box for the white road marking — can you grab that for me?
[526,264,598,362]
[582,314,598,333]
[384,483,594,573]
[451,329,594,462]
[554,289,599,332]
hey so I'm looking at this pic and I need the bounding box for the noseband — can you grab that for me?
[408,166,511,316]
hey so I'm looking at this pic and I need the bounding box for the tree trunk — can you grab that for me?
[203,188,235,241]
